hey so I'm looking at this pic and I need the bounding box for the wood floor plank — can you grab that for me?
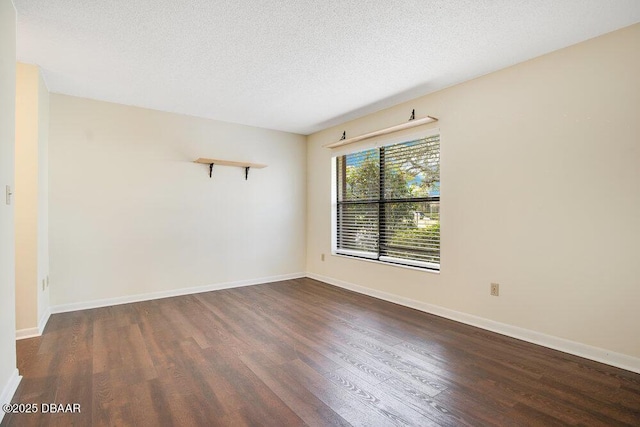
[328,367,441,426]
[282,358,397,427]
[241,351,351,427]
[3,278,639,426]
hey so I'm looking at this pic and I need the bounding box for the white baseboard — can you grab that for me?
[306,272,640,374]
[15,327,39,340]
[34,270,640,374]
[15,306,52,340]
[50,272,306,314]
[0,368,22,423]
[38,306,51,335]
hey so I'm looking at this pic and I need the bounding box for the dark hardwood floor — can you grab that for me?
[3,278,640,426]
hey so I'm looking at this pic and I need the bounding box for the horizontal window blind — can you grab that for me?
[336,134,440,270]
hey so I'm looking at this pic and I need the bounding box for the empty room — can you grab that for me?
[1,0,640,426]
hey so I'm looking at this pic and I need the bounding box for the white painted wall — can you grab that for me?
[49,95,306,306]
[15,63,37,332]
[15,63,49,334]
[0,0,19,410]
[307,24,640,361]
[36,65,50,327]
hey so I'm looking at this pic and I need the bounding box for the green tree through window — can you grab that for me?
[336,134,440,269]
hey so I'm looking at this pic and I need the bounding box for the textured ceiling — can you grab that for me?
[14,1,640,135]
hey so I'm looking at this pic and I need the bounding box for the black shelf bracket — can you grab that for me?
[409,109,415,121]
[195,158,266,179]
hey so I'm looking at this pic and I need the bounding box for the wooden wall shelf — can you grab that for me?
[324,115,438,149]
[194,158,267,179]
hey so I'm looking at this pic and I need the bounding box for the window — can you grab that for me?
[334,134,440,270]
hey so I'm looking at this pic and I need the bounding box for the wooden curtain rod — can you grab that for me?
[323,115,438,149]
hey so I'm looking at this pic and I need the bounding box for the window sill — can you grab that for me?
[331,251,440,274]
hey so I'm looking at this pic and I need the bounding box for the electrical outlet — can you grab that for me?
[321,253,325,261]
[490,283,499,296]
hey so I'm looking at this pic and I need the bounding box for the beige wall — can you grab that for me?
[0,0,17,408]
[38,64,50,332]
[37,65,50,326]
[49,95,306,306]
[307,24,640,361]
[15,62,49,333]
